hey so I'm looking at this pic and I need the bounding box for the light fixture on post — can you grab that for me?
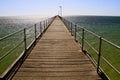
[59,6,62,16]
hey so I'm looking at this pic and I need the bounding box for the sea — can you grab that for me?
[0,16,46,38]
[0,16,120,46]
[65,16,120,46]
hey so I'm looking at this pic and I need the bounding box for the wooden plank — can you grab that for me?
[13,76,101,80]
[12,16,101,80]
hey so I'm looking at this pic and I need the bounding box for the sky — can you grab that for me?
[0,0,120,17]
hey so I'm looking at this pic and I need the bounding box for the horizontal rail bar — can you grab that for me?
[84,28,100,38]
[0,41,24,61]
[0,16,55,79]
[102,38,120,49]
[101,56,120,75]
[0,29,24,41]
[61,16,120,79]
[84,39,99,54]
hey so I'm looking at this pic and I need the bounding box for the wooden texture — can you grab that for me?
[13,16,101,80]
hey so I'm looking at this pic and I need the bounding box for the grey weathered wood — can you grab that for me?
[12,16,101,80]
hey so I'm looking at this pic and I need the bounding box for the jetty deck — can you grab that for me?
[13,16,101,80]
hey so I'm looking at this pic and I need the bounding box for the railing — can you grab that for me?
[0,16,55,79]
[61,16,120,80]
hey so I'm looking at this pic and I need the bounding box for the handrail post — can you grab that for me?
[75,24,77,41]
[67,21,69,30]
[68,21,71,32]
[40,22,42,33]
[71,22,73,35]
[65,20,67,28]
[24,28,27,51]
[66,20,68,29]
[82,28,84,51]
[48,18,50,25]
[46,20,47,27]
[45,20,47,27]
[34,24,37,40]
[97,37,102,73]
[44,21,45,30]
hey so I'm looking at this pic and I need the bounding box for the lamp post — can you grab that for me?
[59,6,62,16]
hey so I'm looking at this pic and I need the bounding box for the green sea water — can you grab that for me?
[0,16,120,79]
[0,16,46,75]
[0,16,45,38]
[64,16,120,80]
[65,16,120,46]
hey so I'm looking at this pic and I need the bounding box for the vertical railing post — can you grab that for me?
[71,22,72,35]
[24,28,27,51]
[65,20,67,26]
[66,20,68,27]
[65,20,67,27]
[44,21,45,30]
[40,22,42,33]
[47,19,48,27]
[97,37,102,73]
[75,24,77,41]
[68,22,71,32]
[69,22,72,32]
[82,28,84,51]
[66,20,68,29]
[64,19,65,25]
[66,20,69,30]
[34,24,37,40]
[46,20,47,27]
[48,19,50,25]
[45,20,46,29]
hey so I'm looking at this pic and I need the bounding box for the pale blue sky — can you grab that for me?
[0,0,120,17]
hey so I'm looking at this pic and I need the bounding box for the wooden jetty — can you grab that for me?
[12,16,101,80]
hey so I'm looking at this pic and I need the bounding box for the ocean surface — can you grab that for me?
[0,16,120,46]
[65,16,120,46]
[0,16,46,38]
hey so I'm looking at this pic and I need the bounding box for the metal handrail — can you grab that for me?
[85,28,120,77]
[84,39,99,54]
[101,56,120,75]
[102,38,120,49]
[0,16,55,79]
[61,16,120,80]
[84,28,100,38]
[0,41,24,61]
[0,29,24,41]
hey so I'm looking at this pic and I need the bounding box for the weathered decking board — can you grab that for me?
[13,16,101,80]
